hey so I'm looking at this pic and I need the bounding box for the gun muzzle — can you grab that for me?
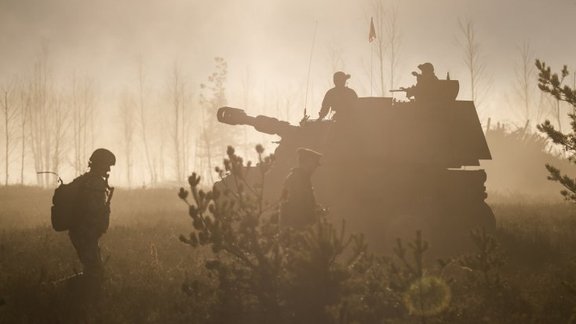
[217,107,249,125]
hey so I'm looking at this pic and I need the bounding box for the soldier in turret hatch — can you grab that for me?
[402,62,439,101]
[280,148,324,229]
[318,71,358,121]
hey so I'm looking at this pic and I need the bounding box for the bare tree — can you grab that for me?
[157,109,168,183]
[516,42,535,122]
[119,90,135,187]
[70,74,96,176]
[136,59,156,185]
[18,83,31,184]
[385,4,401,92]
[241,67,253,157]
[167,62,187,182]
[2,81,18,185]
[456,19,488,108]
[51,92,68,177]
[197,57,232,183]
[370,1,402,95]
[182,86,194,184]
[513,42,535,125]
[27,50,70,187]
[28,52,52,186]
[372,0,386,96]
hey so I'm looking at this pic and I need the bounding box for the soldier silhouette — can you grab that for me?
[68,148,115,282]
[280,148,324,229]
[402,62,439,102]
[318,71,358,121]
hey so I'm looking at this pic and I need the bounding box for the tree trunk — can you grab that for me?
[137,62,155,186]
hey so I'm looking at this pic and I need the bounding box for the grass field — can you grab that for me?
[1,186,576,323]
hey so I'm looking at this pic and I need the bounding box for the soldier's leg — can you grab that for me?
[68,231,104,317]
[83,237,104,279]
[69,231,104,279]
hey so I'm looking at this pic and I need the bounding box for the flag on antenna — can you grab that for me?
[369,17,376,42]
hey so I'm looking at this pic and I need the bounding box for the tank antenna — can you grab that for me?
[303,20,318,119]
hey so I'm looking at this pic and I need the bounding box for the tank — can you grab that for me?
[215,70,494,254]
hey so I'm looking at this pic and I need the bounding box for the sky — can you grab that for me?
[2,0,575,106]
[1,0,575,185]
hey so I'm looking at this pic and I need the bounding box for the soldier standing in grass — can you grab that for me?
[69,148,115,282]
[279,148,323,229]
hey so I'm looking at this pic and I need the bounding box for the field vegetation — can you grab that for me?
[2,155,576,323]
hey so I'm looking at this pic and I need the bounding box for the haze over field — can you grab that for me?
[4,2,576,322]
[0,0,575,187]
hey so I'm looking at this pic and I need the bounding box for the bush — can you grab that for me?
[178,146,367,323]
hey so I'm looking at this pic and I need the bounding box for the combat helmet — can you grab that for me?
[89,148,116,167]
[417,62,435,74]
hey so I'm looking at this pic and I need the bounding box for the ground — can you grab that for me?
[1,186,576,323]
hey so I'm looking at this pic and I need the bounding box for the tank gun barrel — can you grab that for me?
[217,106,297,137]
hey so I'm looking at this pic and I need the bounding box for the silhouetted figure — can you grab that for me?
[69,148,115,283]
[318,71,358,121]
[403,62,439,101]
[280,148,323,229]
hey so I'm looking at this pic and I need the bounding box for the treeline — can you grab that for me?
[0,54,240,188]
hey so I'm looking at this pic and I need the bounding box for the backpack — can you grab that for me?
[51,175,86,232]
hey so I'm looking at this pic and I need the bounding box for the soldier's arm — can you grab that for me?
[283,174,306,203]
[318,91,332,120]
[84,177,110,234]
[405,86,416,99]
[349,88,359,100]
[348,89,359,108]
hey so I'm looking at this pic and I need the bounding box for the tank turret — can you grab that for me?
[216,68,494,255]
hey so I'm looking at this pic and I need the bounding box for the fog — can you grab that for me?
[4,3,576,321]
[0,0,575,188]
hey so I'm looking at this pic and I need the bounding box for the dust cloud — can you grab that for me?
[0,0,575,189]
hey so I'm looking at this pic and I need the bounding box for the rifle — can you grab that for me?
[105,174,115,206]
[390,72,419,93]
[106,187,115,206]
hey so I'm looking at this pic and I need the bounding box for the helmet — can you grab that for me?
[417,62,435,74]
[89,148,116,167]
[333,71,351,82]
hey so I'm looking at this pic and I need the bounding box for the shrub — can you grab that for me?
[178,146,366,323]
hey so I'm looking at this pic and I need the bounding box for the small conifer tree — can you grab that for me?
[535,60,576,201]
[178,146,366,323]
